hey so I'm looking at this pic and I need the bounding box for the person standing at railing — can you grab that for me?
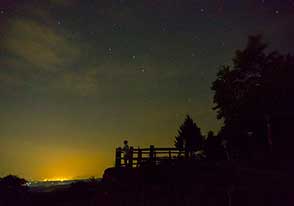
[123,140,130,167]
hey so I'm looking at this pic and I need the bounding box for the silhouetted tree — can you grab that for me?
[174,115,204,158]
[204,131,226,161]
[211,35,294,160]
[0,175,27,187]
[0,175,28,206]
[175,134,184,156]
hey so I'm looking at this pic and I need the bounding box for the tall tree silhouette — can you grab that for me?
[174,115,203,158]
[204,131,225,161]
[211,35,294,160]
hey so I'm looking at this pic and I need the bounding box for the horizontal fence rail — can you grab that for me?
[115,145,183,168]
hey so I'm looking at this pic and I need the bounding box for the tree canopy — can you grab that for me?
[211,35,294,159]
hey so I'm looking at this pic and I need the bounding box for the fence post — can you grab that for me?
[150,145,155,164]
[115,147,122,167]
[137,147,142,167]
[129,146,134,168]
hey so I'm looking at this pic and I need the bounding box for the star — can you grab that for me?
[0,10,4,14]
[275,10,280,14]
[132,55,136,59]
[112,23,121,32]
[138,66,145,73]
[193,35,199,41]
[200,71,206,78]
[107,47,113,56]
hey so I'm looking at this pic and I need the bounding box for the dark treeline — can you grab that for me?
[174,35,294,168]
[213,35,294,165]
[174,115,226,161]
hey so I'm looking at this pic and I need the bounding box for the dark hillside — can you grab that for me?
[101,160,294,206]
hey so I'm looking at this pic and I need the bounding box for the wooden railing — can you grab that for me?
[115,145,182,167]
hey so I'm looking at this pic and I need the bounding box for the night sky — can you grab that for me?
[0,0,293,180]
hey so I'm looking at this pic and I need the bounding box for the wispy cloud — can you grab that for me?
[0,6,101,96]
[3,18,80,72]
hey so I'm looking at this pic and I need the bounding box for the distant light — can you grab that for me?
[247,131,253,136]
[275,10,280,14]
[42,177,71,182]
[25,182,31,186]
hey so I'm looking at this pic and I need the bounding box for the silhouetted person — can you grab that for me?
[123,140,130,167]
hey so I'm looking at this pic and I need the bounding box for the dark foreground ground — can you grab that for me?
[1,160,293,206]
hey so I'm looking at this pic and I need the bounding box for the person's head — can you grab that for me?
[124,140,128,145]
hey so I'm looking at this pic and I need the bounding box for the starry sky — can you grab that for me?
[0,0,293,180]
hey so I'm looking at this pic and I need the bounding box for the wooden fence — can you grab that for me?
[115,145,182,167]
